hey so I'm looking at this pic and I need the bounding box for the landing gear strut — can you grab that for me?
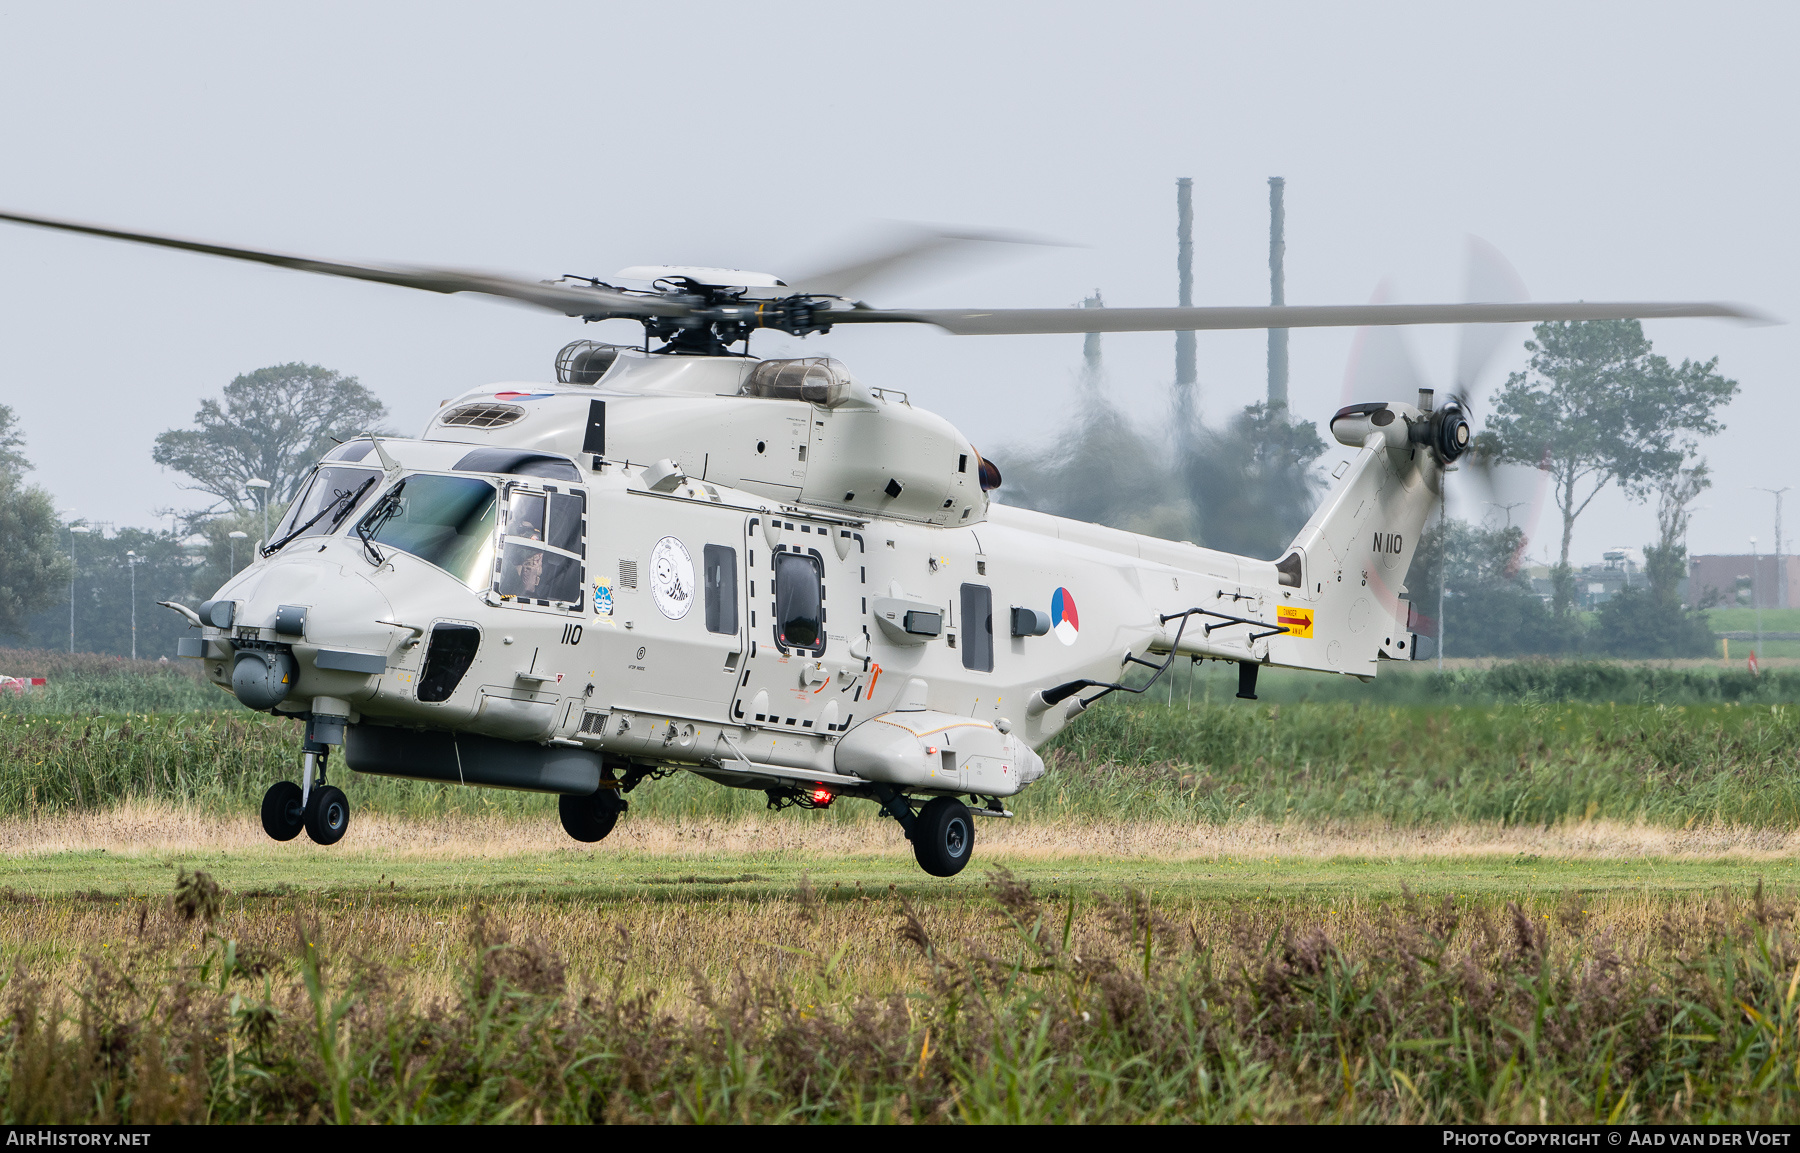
[260,729,352,846]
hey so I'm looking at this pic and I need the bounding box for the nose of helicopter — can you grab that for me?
[221,558,396,710]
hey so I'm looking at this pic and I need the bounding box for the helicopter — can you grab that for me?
[0,208,1762,875]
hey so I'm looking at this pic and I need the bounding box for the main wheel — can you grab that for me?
[260,781,305,842]
[559,790,623,843]
[304,785,350,846]
[912,796,975,877]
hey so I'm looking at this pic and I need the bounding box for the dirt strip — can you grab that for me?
[1,803,1796,860]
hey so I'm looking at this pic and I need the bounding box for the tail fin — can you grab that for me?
[1265,398,1461,674]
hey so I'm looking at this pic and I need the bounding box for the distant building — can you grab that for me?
[1687,554,1800,609]
[1528,548,1652,608]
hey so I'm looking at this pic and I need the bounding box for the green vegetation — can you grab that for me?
[6,870,1800,1122]
[1708,607,1800,634]
[7,693,1800,829]
[0,648,228,715]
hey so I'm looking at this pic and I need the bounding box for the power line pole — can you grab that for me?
[1752,536,1764,660]
[1267,176,1288,409]
[1753,487,1789,609]
[1437,504,1448,671]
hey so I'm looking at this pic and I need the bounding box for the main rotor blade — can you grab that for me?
[828,300,1773,335]
[784,225,1060,300]
[0,208,683,320]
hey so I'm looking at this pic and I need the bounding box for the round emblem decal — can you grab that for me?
[1050,587,1079,645]
[649,536,694,620]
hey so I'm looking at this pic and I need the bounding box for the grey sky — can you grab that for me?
[1,2,1792,565]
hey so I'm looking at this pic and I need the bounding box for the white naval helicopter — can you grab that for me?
[0,209,1761,875]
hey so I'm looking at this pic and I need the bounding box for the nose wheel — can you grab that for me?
[304,785,350,845]
[260,780,305,841]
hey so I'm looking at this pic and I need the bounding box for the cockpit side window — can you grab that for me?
[495,483,586,606]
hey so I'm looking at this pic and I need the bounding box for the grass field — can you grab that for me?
[3,817,1800,1123]
[7,676,1800,1122]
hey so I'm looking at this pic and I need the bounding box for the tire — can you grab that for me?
[912,796,975,877]
[304,785,351,846]
[559,790,624,843]
[260,781,305,842]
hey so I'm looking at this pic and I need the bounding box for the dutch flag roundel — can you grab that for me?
[1050,587,1079,646]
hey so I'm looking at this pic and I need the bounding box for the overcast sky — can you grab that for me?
[1,2,1794,564]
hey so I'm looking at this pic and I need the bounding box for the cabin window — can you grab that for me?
[960,583,994,672]
[774,551,825,655]
[705,544,739,635]
[495,484,586,605]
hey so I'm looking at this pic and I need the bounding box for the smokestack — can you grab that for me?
[1080,289,1104,391]
[1175,178,1195,408]
[1267,176,1288,408]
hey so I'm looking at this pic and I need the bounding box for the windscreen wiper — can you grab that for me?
[356,481,406,567]
[260,475,378,557]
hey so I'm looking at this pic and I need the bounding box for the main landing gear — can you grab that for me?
[871,786,976,877]
[260,744,351,846]
[557,761,641,843]
[558,786,627,842]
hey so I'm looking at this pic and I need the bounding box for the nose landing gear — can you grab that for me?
[259,742,352,846]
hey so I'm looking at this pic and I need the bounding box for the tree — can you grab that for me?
[0,403,30,479]
[1586,462,1717,659]
[186,504,288,599]
[1184,402,1328,559]
[1482,320,1737,616]
[152,363,390,511]
[0,405,71,641]
[1645,462,1709,610]
[1409,517,1566,657]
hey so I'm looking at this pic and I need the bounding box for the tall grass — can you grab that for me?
[1179,657,1800,705]
[7,872,1800,1122]
[0,647,227,715]
[5,699,1799,828]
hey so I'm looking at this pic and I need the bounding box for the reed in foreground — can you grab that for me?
[6,872,1800,1123]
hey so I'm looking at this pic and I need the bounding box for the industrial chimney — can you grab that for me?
[1267,176,1288,408]
[1175,177,1196,422]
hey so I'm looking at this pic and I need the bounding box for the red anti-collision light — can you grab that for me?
[811,787,833,806]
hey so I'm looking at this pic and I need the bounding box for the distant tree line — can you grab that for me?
[0,365,385,661]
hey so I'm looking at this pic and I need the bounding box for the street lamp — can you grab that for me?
[125,551,146,661]
[246,479,272,545]
[228,530,248,574]
[67,524,90,653]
